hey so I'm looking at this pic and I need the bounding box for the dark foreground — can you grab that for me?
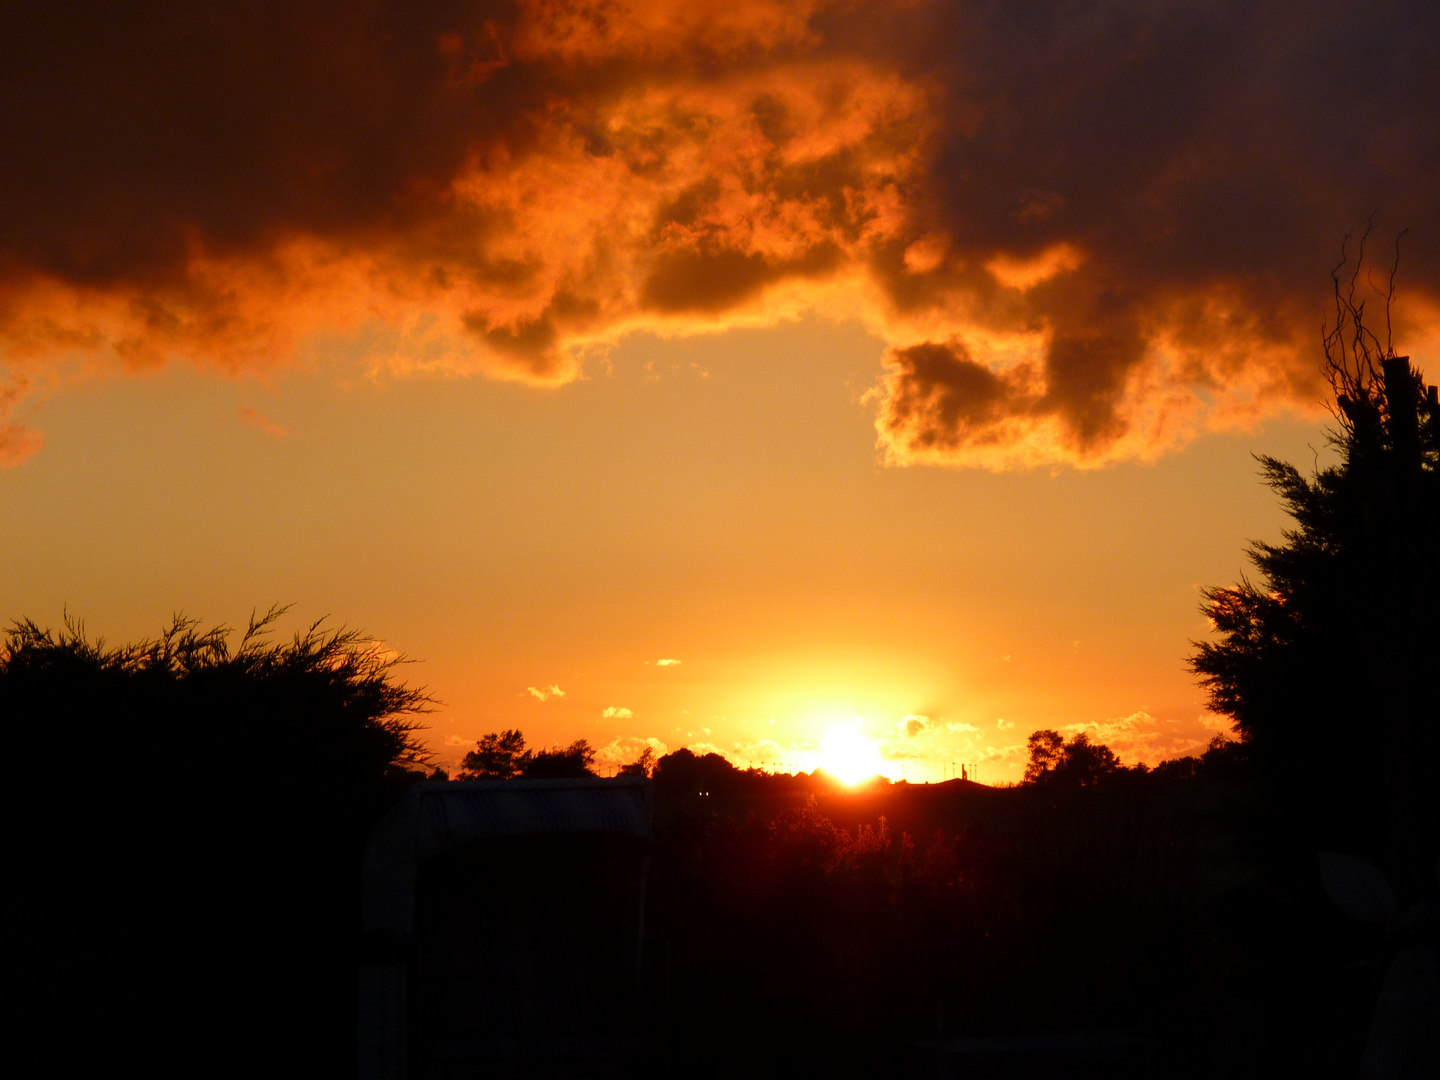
[638,773,1386,1080]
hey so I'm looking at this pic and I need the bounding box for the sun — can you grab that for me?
[819,724,883,785]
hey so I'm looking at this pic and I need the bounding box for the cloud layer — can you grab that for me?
[3,1,1437,466]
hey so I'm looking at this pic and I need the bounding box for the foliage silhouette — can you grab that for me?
[458,729,597,779]
[1023,729,1065,782]
[653,745,744,794]
[458,727,527,778]
[1188,235,1440,1077]
[3,606,433,1078]
[1189,232,1439,895]
[520,738,596,778]
[618,744,657,777]
[1023,728,1122,787]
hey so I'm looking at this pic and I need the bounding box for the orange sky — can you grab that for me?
[3,1,1438,780]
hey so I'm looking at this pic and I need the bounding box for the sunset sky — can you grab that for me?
[3,1,1437,780]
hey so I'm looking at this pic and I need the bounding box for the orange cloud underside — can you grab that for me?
[2,0,1437,469]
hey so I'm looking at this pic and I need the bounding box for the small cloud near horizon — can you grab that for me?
[602,705,632,719]
[1060,709,1233,768]
[526,684,565,701]
[595,735,668,774]
[650,658,681,666]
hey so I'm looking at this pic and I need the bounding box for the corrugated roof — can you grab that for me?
[362,778,653,936]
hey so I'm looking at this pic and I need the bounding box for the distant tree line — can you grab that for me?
[1019,728,1248,789]
[451,726,1246,795]
[454,729,659,779]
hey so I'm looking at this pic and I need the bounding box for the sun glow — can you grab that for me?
[819,724,884,785]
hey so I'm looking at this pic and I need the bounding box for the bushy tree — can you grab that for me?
[1023,729,1121,787]
[1023,729,1065,783]
[459,728,528,777]
[654,746,743,794]
[520,738,596,778]
[3,607,433,1077]
[619,745,657,778]
[457,729,596,779]
[1190,241,1439,901]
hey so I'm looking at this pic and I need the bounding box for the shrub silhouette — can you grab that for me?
[3,607,432,1077]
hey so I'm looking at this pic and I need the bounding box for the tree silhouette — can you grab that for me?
[1023,729,1065,783]
[520,738,596,778]
[459,728,527,778]
[1023,729,1121,787]
[1190,233,1439,901]
[457,730,597,779]
[1052,732,1121,786]
[619,745,657,778]
[653,746,742,794]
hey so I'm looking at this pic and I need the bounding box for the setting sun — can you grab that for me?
[819,724,884,785]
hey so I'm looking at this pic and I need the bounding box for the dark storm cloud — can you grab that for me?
[1,1,1437,466]
[0,2,519,282]
[859,0,1440,464]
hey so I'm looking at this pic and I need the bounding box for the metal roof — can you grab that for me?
[362,778,653,936]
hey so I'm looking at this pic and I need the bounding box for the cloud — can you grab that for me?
[595,734,668,773]
[981,743,1029,766]
[3,1,1438,468]
[1061,709,1232,767]
[900,714,928,737]
[526,683,566,701]
[237,406,288,438]
[653,658,682,666]
[0,420,44,466]
[602,705,633,719]
[444,734,472,747]
[0,377,44,465]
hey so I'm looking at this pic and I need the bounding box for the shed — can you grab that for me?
[359,778,653,1080]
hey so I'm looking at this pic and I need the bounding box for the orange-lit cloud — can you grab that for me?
[526,683,566,701]
[0,421,43,466]
[900,714,928,736]
[1059,709,1231,767]
[985,243,1086,294]
[595,734,668,773]
[602,705,633,718]
[3,1,1437,468]
[237,407,287,438]
[1,376,44,464]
